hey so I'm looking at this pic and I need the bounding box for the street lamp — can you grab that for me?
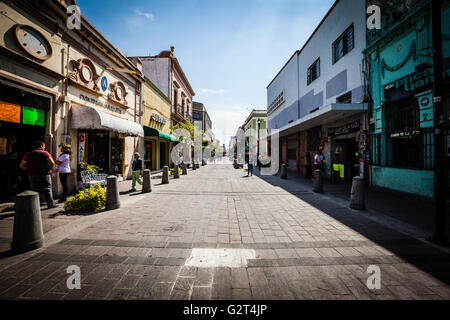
[257,119,261,169]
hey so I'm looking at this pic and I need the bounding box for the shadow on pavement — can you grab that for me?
[254,168,450,285]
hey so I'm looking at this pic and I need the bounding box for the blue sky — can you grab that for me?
[77,0,335,145]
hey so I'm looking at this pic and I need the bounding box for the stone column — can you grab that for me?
[349,176,365,210]
[11,191,44,253]
[162,166,169,184]
[142,169,152,193]
[106,176,120,210]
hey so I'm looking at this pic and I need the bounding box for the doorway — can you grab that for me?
[331,138,359,184]
[160,142,166,168]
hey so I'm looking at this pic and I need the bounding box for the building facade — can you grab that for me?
[139,76,177,170]
[366,0,450,197]
[132,47,195,127]
[192,101,212,134]
[242,109,268,164]
[267,0,369,183]
[0,0,143,198]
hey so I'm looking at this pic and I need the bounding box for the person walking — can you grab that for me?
[55,144,72,203]
[19,141,56,209]
[130,152,143,192]
[247,151,254,177]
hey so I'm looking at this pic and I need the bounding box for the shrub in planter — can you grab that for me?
[64,184,106,212]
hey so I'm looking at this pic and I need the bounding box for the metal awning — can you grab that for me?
[71,105,144,137]
[143,126,179,142]
[264,103,368,139]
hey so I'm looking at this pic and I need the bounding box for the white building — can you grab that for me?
[267,0,369,183]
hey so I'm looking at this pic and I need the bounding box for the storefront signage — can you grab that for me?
[0,101,21,124]
[421,97,430,107]
[328,120,360,136]
[152,113,167,125]
[79,94,125,115]
[0,138,7,155]
[384,67,450,95]
[79,133,86,163]
[22,106,45,127]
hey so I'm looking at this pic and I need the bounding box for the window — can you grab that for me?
[385,97,434,169]
[307,58,320,85]
[333,24,354,64]
[370,133,381,166]
[337,92,352,103]
[173,89,178,112]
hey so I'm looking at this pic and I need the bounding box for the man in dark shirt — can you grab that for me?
[20,141,56,208]
[130,152,143,192]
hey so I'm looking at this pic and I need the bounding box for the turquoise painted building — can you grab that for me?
[365,0,450,197]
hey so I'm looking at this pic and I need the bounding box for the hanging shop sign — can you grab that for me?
[152,112,167,125]
[328,120,360,136]
[79,94,125,115]
[0,101,21,124]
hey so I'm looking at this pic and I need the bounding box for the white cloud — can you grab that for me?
[135,9,154,20]
[199,88,225,95]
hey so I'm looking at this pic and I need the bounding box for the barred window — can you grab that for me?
[307,58,320,85]
[333,24,354,64]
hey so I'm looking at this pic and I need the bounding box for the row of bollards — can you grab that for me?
[12,161,202,254]
[279,163,365,210]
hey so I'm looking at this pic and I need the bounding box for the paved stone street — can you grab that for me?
[1,164,450,300]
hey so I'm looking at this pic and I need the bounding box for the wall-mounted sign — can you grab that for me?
[22,106,45,127]
[79,94,125,115]
[79,133,86,163]
[328,120,360,136]
[0,101,21,124]
[101,76,108,91]
[421,97,430,107]
[0,138,7,155]
[152,113,167,125]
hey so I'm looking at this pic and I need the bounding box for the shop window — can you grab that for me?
[307,58,320,85]
[385,97,434,169]
[333,24,354,64]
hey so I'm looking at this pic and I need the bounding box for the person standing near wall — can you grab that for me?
[55,144,72,203]
[130,152,143,192]
[314,148,325,171]
[19,141,56,209]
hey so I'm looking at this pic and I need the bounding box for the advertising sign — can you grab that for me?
[22,106,45,127]
[0,101,21,124]
[0,138,7,155]
[79,133,86,163]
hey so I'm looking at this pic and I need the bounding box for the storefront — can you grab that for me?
[0,80,55,196]
[143,126,177,170]
[71,105,143,176]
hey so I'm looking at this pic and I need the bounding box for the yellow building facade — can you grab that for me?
[141,77,176,170]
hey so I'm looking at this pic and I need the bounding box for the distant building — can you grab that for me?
[130,47,195,126]
[242,109,268,162]
[192,101,212,134]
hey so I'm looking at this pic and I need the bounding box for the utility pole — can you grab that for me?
[431,0,448,246]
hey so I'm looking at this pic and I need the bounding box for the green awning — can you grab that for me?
[143,126,179,142]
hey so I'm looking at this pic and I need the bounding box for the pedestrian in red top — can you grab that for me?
[19,141,56,209]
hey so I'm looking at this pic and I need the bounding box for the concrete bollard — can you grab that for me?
[349,176,365,210]
[313,169,323,193]
[11,191,44,253]
[281,164,287,179]
[162,166,169,184]
[202,160,206,166]
[174,164,180,179]
[196,163,200,169]
[192,162,197,170]
[106,176,120,210]
[142,169,152,193]
[182,163,187,175]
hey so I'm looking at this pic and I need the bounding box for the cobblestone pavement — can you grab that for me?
[0,164,450,300]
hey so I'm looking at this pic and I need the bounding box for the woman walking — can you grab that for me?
[55,144,72,203]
